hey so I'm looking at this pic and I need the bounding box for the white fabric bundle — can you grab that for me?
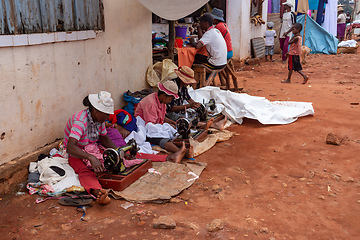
[188,86,314,125]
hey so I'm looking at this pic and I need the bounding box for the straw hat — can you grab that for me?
[158,81,179,99]
[337,6,344,12]
[174,66,197,84]
[211,8,225,22]
[88,91,114,114]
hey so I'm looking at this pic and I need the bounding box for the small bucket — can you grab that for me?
[175,38,183,48]
[175,26,187,39]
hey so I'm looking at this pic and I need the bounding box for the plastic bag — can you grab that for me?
[146,59,178,87]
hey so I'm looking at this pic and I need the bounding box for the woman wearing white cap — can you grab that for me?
[64,91,117,205]
[279,1,296,63]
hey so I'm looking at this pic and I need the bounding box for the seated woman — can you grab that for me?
[64,91,117,205]
[167,66,227,131]
[134,80,190,160]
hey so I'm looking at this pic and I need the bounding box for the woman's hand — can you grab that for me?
[187,102,201,109]
[88,155,104,173]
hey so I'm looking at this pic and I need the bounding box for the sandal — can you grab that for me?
[59,197,93,206]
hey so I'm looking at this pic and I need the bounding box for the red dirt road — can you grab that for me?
[1,49,360,240]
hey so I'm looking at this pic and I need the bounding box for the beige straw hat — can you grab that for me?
[158,81,179,99]
[174,66,197,84]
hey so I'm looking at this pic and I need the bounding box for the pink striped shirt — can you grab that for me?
[64,109,106,148]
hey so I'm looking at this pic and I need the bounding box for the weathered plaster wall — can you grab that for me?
[227,0,268,60]
[0,0,152,165]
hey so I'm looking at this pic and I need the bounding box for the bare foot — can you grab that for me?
[281,79,291,83]
[211,115,228,131]
[93,189,111,205]
[185,144,194,158]
[302,77,309,84]
[203,118,214,131]
[166,142,186,163]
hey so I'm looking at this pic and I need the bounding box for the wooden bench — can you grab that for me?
[192,58,239,91]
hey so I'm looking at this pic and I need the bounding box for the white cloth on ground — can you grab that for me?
[338,40,358,47]
[36,156,82,192]
[125,116,158,154]
[188,86,314,125]
[145,122,177,139]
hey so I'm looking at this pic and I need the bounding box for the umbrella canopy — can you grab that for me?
[137,0,209,20]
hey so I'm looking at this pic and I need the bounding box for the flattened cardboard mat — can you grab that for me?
[108,161,207,203]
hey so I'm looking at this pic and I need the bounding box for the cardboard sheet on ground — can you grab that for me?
[109,161,206,203]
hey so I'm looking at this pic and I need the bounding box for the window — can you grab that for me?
[0,0,104,35]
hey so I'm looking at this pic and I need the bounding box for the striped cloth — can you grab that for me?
[64,109,106,148]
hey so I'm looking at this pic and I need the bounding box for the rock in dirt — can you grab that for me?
[326,133,341,145]
[179,189,191,200]
[259,227,268,234]
[214,192,225,200]
[246,58,260,65]
[224,177,232,182]
[345,177,354,182]
[153,216,176,229]
[137,221,146,227]
[206,219,224,232]
[170,197,182,203]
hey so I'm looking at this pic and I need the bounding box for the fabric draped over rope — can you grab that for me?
[297,14,338,54]
[137,0,209,20]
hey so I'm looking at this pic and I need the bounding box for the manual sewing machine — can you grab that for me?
[98,139,152,191]
[173,99,218,147]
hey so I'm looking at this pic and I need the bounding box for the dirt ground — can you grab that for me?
[1,46,360,240]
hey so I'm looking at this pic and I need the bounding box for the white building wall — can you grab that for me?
[0,0,152,165]
[227,0,268,60]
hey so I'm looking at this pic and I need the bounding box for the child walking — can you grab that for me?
[281,23,309,84]
[264,22,277,62]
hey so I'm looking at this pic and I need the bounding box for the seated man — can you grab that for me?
[166,66,227,131]
[211,8,233,59]
[134,80,191,161]
[189,13,227,70]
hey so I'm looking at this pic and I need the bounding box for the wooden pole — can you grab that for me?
[168,20,175,61]
[302,14,307,46]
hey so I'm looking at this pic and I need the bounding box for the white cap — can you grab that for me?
[88,91,114,114]
[282,1,294,8]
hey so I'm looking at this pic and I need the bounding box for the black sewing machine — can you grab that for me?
[175,99,217,140]
[99,139,152,191]
[102,139,140,174]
